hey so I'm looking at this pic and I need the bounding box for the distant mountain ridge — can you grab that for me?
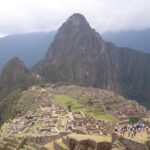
[102,29,150,53]
[0,28,150,72]
[0,32,55,71]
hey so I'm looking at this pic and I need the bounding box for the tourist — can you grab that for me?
[115,126,118,132]
[138,126,141,132]
[146,126,149,134]
[128,129,131,137]
[133,128,136,136]
[131,129,134,138]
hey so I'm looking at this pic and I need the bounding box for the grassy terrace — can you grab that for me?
[45,142,55,150]
[53,94,117,122]
[68,134,111,143]
[123,130,149,144]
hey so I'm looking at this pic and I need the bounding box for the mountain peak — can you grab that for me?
[58,13,90,33]
[8,56,23,64]
[2,57,29,75]
[5,57,27,70]
[65,13,89,27]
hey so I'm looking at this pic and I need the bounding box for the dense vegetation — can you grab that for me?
[128,116,139,124]
[0,57,41,124]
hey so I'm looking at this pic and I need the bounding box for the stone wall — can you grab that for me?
[112,133,119,143]
[16,138,27,150]
[68,138,111,150]
[54,141,65,150]
[96,142,112,150]
[59,131,71,137]
[26,132,71,145]
[112,133,149,150]
[146,140,150,149]
[119,137,148,150]
[71,128,87,134]
[26,134,60,145]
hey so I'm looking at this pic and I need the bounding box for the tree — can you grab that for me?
[128,116,139,124]
[66,101,73,112]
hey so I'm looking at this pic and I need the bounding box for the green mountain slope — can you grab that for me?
[0,57,40,123]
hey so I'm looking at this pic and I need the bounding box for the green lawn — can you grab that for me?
[87,112,117,122]
[53,94,117,122]
[123,131,148,144]
[53,95,82,108]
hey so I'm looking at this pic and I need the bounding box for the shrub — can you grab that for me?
[128,116,139,124]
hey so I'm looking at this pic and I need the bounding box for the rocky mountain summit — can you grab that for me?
[35,13,150,107]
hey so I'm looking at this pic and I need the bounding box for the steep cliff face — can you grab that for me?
[107,43,150,105]
[35,13,150,107]
[40,14,119,89]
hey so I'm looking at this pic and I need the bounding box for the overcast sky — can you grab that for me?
[0,0,150,37]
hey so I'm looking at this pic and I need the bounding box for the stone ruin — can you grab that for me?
[0,85,149,149]
[0,105,68,137]
[0,103,150,150]
[66,111,114,136]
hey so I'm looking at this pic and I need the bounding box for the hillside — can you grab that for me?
[0,83,148,126]
[0,84,149,150]
[35,13,150,108]
[0,57,40,124]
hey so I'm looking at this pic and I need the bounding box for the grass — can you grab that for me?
[123,130,149,144]
[45,142,55,150]
[53,95,82,108]
[45,139,69,150]
[53,94,117,122]
[87,112,117,122]
[68,134,111,143]
[55,139,68,149]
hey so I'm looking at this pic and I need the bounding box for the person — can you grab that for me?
[128,129,131,137]
[120,129,124,137]
[131,129,134,138]
[133,128,136,136]
[138,126,141,132]
[115,126,118,132]
[146,126,149,134]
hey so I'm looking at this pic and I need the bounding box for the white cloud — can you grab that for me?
[0,0,150,35]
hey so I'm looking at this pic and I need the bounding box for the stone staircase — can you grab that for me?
[20,142,47,150]
[0,140,5,150]
[0,136,48,150]
[0,136,25,150]
[111,141,126,150]
[54,137,69,150]
[45,137,69,150]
